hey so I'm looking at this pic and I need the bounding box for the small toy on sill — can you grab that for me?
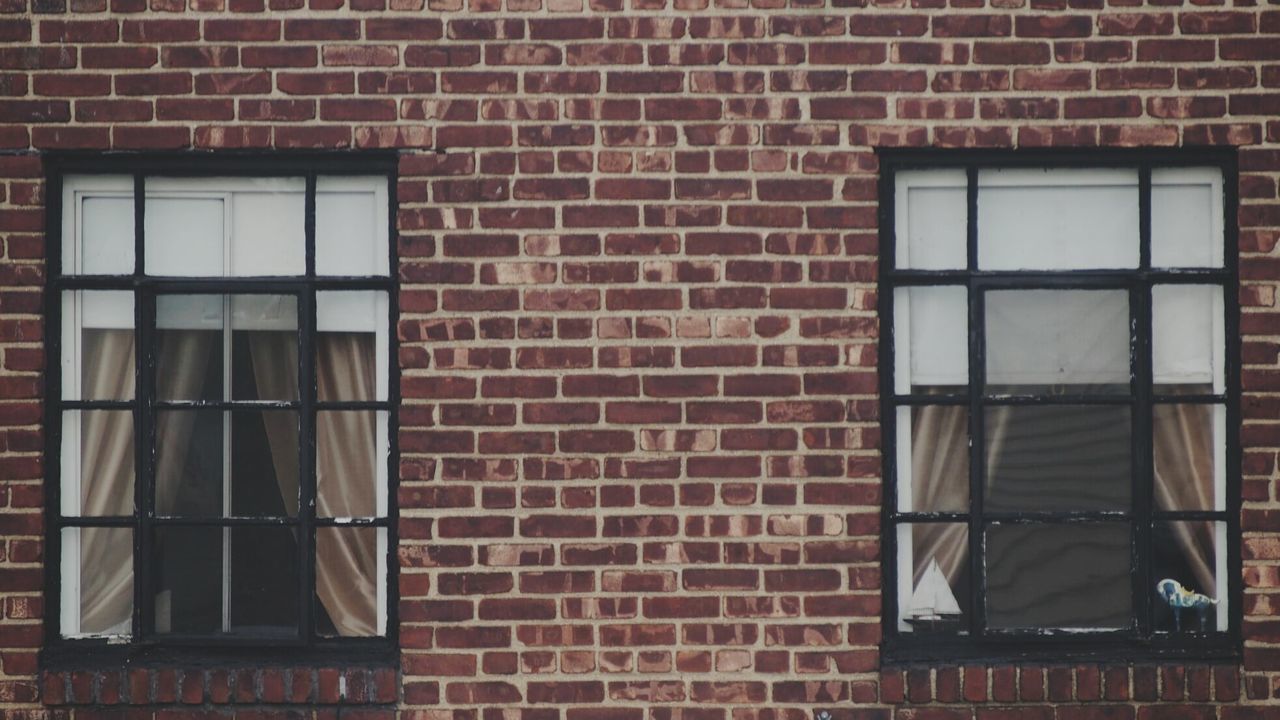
[1157,578,1218,632]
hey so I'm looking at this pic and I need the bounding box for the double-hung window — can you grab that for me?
[881,151,1238,662]
[49,156,396,657]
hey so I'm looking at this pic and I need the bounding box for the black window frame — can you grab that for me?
[42,152,400,668]
[878,148,1242,665]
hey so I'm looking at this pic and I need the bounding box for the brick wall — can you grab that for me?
[1,1,1279,718]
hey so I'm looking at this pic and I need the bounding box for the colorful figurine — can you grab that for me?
[1156,578,1217,632]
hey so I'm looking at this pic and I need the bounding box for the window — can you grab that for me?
[48,156,396,659]
[881,151,1239,662]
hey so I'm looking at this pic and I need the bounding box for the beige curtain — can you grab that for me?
[78,329,135,634]
[250,331,379,637]
[1153,403,1216,593]
[909,405,969,587]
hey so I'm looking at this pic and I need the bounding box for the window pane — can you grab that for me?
[62,290,134,401]
[894,286,967,395]
[61,526,132,638]
[317,527,384,637]
[61,410,134,517]
[977,168,1139,270]
[229,179,305,276]
[317,291,387,401]
[1153,521,1226,633]
[157,295,222,402]
[986,523,1131,630]
[1152,168,1223,269]
[897,523,969,633]
[153,527,299,636]
[155,410,298,517]
[79,197,135,275]
[63,176,134,276]
[897,406,968,513]
[896,170,966,270]
[1153,285,1223,394]
[986,289,1130,393]
[231,295,299,402]
[985,405,1131,512]
[157,295,298,402]
[317,410,387,518]
[1154,404,1224,512]
[145,196,224,276]
[316,178,388,276]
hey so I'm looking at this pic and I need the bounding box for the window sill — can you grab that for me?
[40,644,398,706]
[882,633,1241,667]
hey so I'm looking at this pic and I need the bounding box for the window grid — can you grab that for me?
[880,150,1240,664]
[45,155,399,661]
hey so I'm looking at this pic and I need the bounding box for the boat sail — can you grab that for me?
[906,557,961,628]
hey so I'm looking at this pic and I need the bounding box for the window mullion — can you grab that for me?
[136,287,156,641]
[966,166,985,639]
[1133,284,1155,637]
[299,175,318,643]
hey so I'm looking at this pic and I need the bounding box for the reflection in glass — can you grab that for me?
[1153,521,1226,633]
[62,526,132,637]
[897,406,968,513]
[985,406,1131,512]
[986,523,1130,629]
[986,289,1130,394]
[898,523,969,633]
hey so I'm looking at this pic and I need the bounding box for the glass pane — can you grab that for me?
[316,178,388,277]
[62,290,134,401]
[897,406,968,513]
[157,295,222,402]
[317,527,384,637]
[317,291,386,401]
[153,527,299,636]
[1152,168,1223,269]
[231,296,298,402]
[157,295,298,402]
[230,180,305,276]
[61,526,132,638]
[145,196,224,276]
[894,286,967,395]
[896,170,966,270]
[1153,285,1223,394]
[897,523,969,633]
[985,405,1131,512]
[61,410,134,517]
[317,411,387,518]
[977,168,1139,270]
[986,523,1131,629]
[1153,521,1226,633]
[155,410,298,517]
[78,195,135,275]
[1154,404,1224,512]
[986,289,1129,394]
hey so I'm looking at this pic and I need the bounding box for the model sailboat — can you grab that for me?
[905,558,962,629]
